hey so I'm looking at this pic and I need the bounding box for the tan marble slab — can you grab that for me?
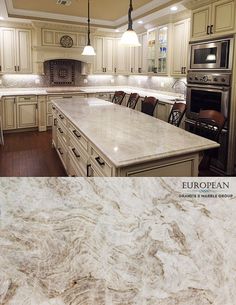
[53,97,218,168]
[0,177,235,305]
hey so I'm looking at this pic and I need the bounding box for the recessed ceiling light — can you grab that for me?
[170,6,178,11]
[138,20,143,24]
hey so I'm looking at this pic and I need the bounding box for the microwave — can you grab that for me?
[190,38,233,70]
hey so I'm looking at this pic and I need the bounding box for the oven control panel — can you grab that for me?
[187,72,231,86]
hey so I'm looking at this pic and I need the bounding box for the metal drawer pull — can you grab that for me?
[23,97,31,100]
[72,148,80,158]
[64,96,72,98]
[95,156,105,166]
[54,118,57,126]
[87,164,92,177]
[59,114,64,119]
[210,25,213,34]
[73,129,81,138]
[58,127,63,134]
[58,148,63,155]
[52,106,56,110]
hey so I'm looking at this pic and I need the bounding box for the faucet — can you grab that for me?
[172,80,187,99]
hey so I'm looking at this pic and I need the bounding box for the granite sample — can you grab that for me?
[0,177,235,305]
[53,97,218,167]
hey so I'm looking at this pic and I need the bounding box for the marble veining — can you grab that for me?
[53,97,218,167]
[0,177,236,305]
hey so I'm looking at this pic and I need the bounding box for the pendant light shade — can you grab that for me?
[82,0,96,56]
[121,0,141,47]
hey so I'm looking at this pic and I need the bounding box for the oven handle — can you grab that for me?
[187,84,230,91]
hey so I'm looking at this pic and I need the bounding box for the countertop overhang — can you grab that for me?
[53,97,218,168]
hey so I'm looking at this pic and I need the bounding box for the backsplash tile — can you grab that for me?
[0,74,187,95]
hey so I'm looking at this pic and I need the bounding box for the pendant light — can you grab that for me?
[120,0,141,47]
[82,0,96,55]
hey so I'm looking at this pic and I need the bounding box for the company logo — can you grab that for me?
[179,180,233,199]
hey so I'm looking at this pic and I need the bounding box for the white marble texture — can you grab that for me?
[0,177,236,305]
[53,97,218,167]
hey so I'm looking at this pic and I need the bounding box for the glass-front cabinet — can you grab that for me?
[146,25,169,75]
[147,29,157,73]
[156,26,168,74]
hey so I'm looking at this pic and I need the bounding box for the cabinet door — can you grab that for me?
[171,20,190,76]
[17,102,38,128]
[114,39,130,74]
[1,28,16,73]
[130,34,142,74]
[141,33,148,73]
[191,5,211,39]
[3,97,17,130]
[156,102,171,122]
[93,36,104,73]
[16,29,32,73]
[212,0,235,35]
[103,37,114,73]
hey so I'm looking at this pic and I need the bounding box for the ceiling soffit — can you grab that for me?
[5,0,183,28]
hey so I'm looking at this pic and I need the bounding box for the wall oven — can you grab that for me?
[186,71,231,173]
[190,38,233,70]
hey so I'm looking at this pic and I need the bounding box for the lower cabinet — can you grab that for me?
[2,96,17,130]
[2,95,38,130]
[17,100,38,128]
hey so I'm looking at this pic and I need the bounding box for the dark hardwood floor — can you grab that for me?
[0,130,67,177]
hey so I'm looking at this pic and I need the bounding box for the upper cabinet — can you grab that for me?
[170,19,190,76]
[93,36,115,74]
[114,39,131,74]
[191,0,235,40]
[0,28,32,74]
[156,25,169,75]
[130,33,148,74]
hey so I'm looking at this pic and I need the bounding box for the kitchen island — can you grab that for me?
[52,97,218,177]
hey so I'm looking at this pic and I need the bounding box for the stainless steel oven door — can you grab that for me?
[186,84,230,122]
[190,42,222,69]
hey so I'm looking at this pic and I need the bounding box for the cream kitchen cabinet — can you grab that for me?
[16,96,38,128]
[2,96,17,130]
[156,101,172,122]
[94,36,115,74]
[191,0,235,40]
[170,19,190,76]
[130,33,148,74]
[0,28,32,73]
[114,39,130,74]
[2,95,38,130]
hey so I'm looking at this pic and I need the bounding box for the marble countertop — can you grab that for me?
[0,86,184,105]
[0,177,235,305]
[53,97,218,168]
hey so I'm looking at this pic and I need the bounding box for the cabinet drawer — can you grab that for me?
[57,136,67,170]
[18,96,36,103]
[89,163,104,177]
[57,110,67,127]
[67,151,85,177]
[68,140,88,176]
[57,121,67,145]
[90,146,113,176]
[68,122,88,152]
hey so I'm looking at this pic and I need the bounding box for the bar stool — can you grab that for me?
[141,96,158,116]
[126,93,140,109]
[168,102,186,127]
[111,91,126,105]
[0,114,4,145]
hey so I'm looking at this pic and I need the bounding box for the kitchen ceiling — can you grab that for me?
[3,0,184,27]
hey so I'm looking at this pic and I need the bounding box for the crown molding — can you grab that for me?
[5,0,183,28]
